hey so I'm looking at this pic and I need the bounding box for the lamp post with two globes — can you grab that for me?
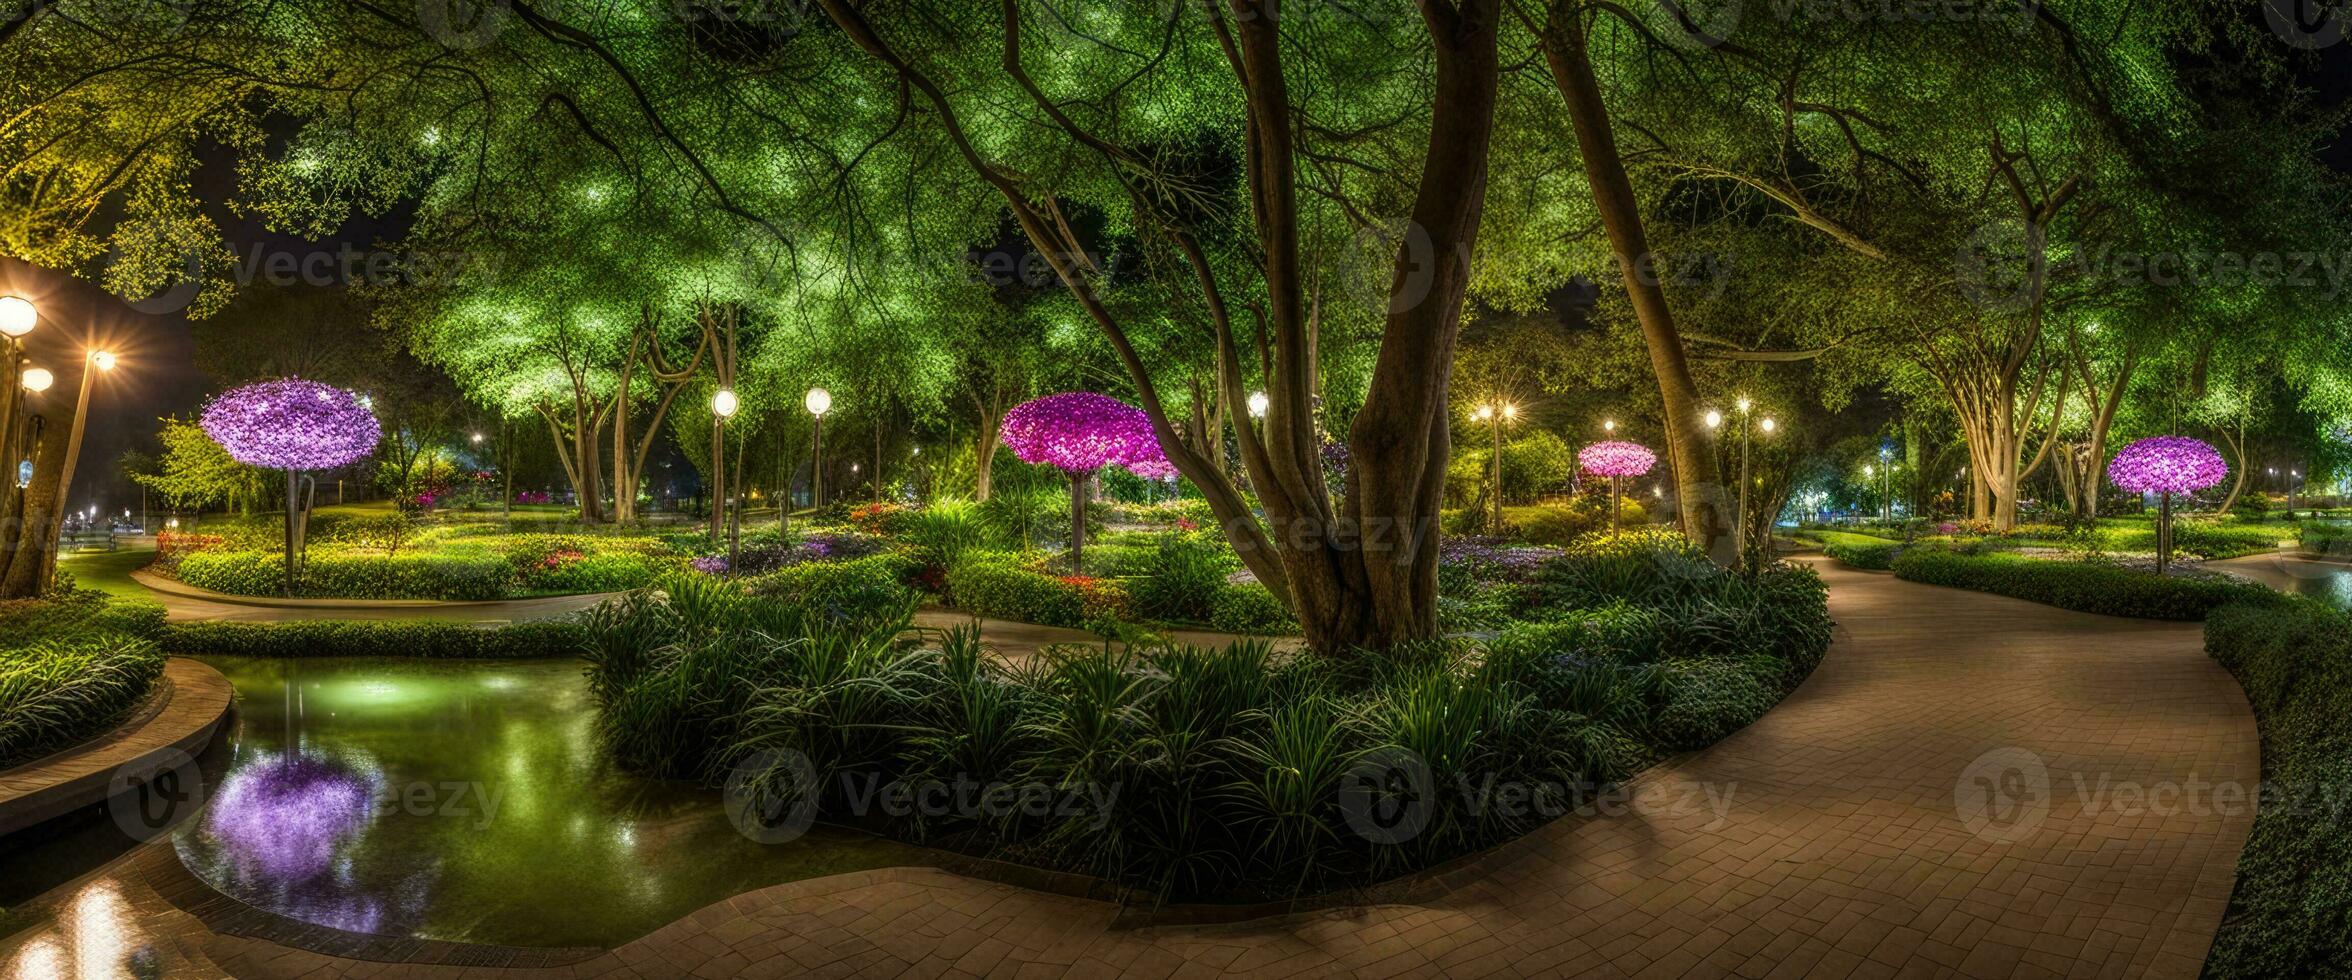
[1471,399,1518,534]
[0,296,37,532]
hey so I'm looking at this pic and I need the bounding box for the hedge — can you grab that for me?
[944,554,1089,628]
[161,618,591,659]
[177,549,514,600]
[2201,598,2352,976]
[1891,548,2275,620]
[1823,540,1901,570]
[746,553,917,623]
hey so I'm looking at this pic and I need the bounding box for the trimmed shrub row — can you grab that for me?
[1823,540,1901,570]
[1891,549,2275,620]
[174,548,674,601]
[2200,598,2352,977]
[161,619,591,659]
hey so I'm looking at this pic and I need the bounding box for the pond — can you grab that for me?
[174,656,924,949]
[2211,554,2352,609]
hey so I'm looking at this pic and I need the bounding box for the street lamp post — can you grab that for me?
[0,296,37,542]
[2291,468,2302,519]
[712,387,740,573]
[806,387,831,510]
[46,350,115,587]
[1472,400,1517,534]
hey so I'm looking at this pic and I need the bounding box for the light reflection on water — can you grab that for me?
[174,656,922,949]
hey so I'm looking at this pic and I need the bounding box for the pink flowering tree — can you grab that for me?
[1579,441,1657,534]
[201,378,381,594]
[1000,392,1163,570]
[2108,436,2228,574]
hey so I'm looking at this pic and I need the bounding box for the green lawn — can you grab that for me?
[57,548,157,600]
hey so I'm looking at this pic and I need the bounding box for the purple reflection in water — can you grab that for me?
[205,755,374,881]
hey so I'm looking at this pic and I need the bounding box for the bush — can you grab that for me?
[745,553,917,623]
[2201,598,2352,977]
[2111,518,2287,560]
[1123,536,1235,623]
[177,549,516,600]
[515,550,669,594]
[1824,539,1902,570]
[945,554,1087,628]
[1209,581,1295,635]
[160,618,589,659]
[902,500,991,570]
[0,618,167,769]
[1890,548,2274,619]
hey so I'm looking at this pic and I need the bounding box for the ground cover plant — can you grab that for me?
[0,588,169,769]
[584,530,1832,900]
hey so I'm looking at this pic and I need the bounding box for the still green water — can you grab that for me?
[176,656,923,948]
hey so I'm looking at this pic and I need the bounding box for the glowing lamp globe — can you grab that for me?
[711,387,740,420]
[2108,436,2227,495]
[0,296,34,338]
[1579,440,1657,478]
[804,387,831,416]
[21,366,53,392]
[200,378,381,471]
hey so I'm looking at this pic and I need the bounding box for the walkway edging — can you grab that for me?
[0,658,233,837]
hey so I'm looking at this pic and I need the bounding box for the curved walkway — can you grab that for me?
[3,562,2258,978]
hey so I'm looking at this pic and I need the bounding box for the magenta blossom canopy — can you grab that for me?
[2109,436,2228,495]
[1000,392,1166,475]
[202,378,381,471]
[1125,456,1178,481]
[1579,440,1657,478]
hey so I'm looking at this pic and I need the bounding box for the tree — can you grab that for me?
[134,413,271,514]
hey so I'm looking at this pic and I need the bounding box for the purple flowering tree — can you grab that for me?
[1000,392,1163,570]
[2108,436,2228,573]
[1579,440,1657,534]
[202,379,381,594]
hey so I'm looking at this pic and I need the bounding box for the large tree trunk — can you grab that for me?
[971,391,1003,502]
[1535,4,1731,563]
[0,387,72,598]
[816,0,1500,652]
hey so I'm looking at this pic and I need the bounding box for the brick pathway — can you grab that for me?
[1,561,2258,978]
